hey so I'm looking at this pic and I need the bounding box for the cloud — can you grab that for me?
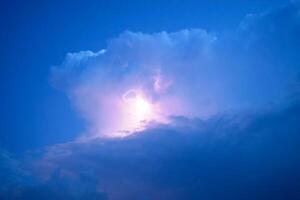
[51,29,221,137]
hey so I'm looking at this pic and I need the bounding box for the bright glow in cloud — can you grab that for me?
[131,94,152,122]
[122,89,153,121]
[119,89,158,136]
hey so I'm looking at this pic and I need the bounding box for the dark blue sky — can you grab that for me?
[0,0,289,153]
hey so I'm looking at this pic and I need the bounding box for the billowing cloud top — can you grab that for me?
[51,29,220,137]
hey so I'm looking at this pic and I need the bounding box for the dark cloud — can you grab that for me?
[1,102,299,199]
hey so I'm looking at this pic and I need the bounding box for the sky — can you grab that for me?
[1,0,300,200]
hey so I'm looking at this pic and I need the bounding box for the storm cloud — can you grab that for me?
[1,1,300,200]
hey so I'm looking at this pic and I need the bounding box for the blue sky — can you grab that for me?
[1,1,300,199]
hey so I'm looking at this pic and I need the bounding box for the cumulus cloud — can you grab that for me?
[51,29,221,137]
